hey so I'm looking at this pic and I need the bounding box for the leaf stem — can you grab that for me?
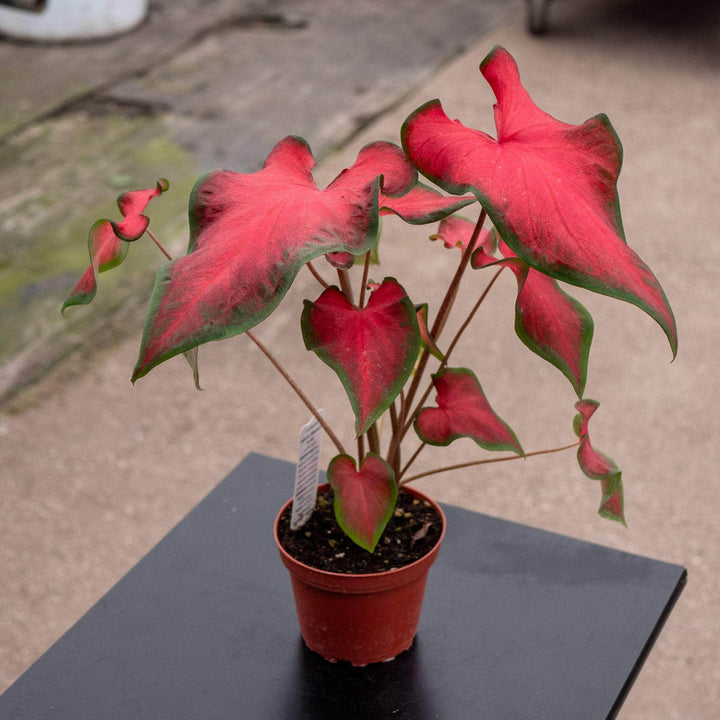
[388,210,487,464]
[399,441,580,485]
[246,330,346,456]
[367,423,381,455]
[307,261,330,289]
[398,441,426,481]
[441,266,504,370]
[145,229,173,261]
[358,252,371,308]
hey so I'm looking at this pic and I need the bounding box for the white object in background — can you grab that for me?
[0,0,149,42]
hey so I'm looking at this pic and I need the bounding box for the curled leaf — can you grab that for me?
[430,215,497,254]
[62,180,169,312]
[111,179,169,241]
[327,453,397,552]
[62,220,128,311]
[402,46,677,357]
[574,400,625,525]
[380,182,475,224]
[414,367,523,454]
[415,303,444,361]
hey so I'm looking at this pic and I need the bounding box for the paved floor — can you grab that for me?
[1,1,719,717]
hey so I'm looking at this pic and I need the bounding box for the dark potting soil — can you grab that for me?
[277,487,442,574]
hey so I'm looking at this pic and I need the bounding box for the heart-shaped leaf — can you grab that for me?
[574,399,625,525]
[132,138,416,382]
[302,277,420,436]
[414,367,523,454]
[327,453,397,552]
[402,46,677,357]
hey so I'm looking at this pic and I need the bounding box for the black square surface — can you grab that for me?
[1,454,686,719]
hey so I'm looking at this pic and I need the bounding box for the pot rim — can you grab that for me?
[274,483,446,588]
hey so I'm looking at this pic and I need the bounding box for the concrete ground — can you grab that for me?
[1,1,719,717]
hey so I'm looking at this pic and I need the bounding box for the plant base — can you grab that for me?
[274,485,445,666]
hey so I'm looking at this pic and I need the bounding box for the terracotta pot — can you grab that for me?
[274,485,445,666]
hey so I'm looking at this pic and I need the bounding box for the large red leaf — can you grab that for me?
[302,278,420,436]
[402,46,677,357]
[327,453,397,553]
[414,367,523,454]
[132,138,415,381]
[574,400,625,525]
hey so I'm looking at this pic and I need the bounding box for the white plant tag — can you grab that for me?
[290,413,324,530]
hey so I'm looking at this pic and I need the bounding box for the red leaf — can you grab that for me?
[470,232,594,398]
[325,251,355,269]
[133,138,415,381]
[415,303,444,361]
[302,278,420,436]
[112,179,169,241]
[327,453,397,552]
[414,367,523,454]
[430,215,497,254]
[574,400,625,525]
[402,46,677,357]
[63,180,168,312]
[380,182,475,224]
[323,183,475,269]
[62,220,128,311]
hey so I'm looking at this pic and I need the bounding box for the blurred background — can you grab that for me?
[1,1,718,717]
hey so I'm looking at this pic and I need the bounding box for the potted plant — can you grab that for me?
[62,46,676,666]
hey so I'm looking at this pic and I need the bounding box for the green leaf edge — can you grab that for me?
[301,277,421,437]
[327,452,398,553]
[414,367,524,455]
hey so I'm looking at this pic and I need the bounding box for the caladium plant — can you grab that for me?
[64,46,676,553]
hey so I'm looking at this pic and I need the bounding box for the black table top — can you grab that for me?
[1,453,686,719]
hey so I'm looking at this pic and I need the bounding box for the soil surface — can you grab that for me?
[277,488,442,573]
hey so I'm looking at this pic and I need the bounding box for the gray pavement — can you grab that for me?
[2,0,719,717]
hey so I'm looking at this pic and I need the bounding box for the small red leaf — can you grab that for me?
[327,453,397,552]
[415,303,444,361]
[431,215,496,254]
[380,182,475,224]
[325,251,355,269]
[302,278,420,436]
[62,220,128,311]
[414,367,523,454]
[63,180,168,312]
[574,400,626,525]
[133,138,415,382]
[112,178,168,241]
[402,46,677,357]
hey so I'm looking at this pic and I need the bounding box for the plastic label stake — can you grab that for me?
[290,413,323,530]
